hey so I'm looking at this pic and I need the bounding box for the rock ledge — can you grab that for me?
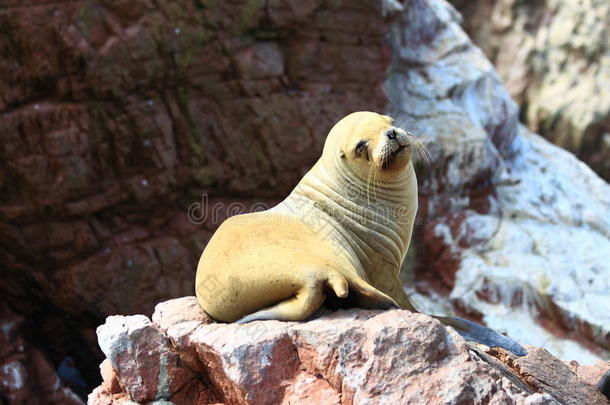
[88,297,609,405]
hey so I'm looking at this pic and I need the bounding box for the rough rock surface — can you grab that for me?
[0,0,396,388]
[450,0,610,180]
[0,303,84,405]
[567,360,610,389]
[89,297,610,405]
[2,0,609,396]
[386,0,610,362]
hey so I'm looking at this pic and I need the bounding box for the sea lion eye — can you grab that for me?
[355,140,367,154]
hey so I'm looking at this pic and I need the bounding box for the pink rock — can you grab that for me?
[90,297,610,404]
[153,297,213,373]
[567,359,610,387]
[152,296,213,334]
[96,315,195,403]
[99,360,121,394]
[235,42,285,79]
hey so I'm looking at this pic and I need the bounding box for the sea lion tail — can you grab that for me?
[433,315,528,357]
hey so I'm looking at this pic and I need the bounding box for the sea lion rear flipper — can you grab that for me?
[596,369,610,400]
[435,316,527,357]
[325,272,349,299]
[348,278,400,310]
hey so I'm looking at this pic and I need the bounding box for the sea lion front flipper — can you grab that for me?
[435,316,527,357]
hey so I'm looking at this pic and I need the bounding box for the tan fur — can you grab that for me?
[196,111,420,322]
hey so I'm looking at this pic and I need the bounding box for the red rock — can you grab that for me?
[235,42,285,79]
[96,315,196,403]
[0,3,394,386]
[152,296,213,333]
[567,360,610,388]
[2,0,609,398]
[99,360,121,395]
[0,304,84,405]
[90,298,609,405]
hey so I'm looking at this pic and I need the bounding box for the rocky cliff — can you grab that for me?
[89,297,610,405]
[450,0,610,181]
[1,0,609,402]
[0,303,85,404]
[0,0,396,398]
[386,0,610,363]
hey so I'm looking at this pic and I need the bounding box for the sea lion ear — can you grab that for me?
[339,150,346,159]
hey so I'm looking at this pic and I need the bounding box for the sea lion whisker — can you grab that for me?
[411,137,430,166]
[371,163,379,205]
[366,163,374,205]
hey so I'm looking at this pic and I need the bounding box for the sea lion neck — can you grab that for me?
[282,155,418,274]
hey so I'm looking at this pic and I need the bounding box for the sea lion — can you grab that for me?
[195,111,526,356]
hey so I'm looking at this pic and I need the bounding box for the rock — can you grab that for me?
[566,360,610,389]
[450,0,610,181]
[386,0,610,363]
[89,297,610,405]
[96,315,196,403]
[99,360,121,395]
[0,303,84,405]
[0,0,395,390]
[2,0,609,394]
[235,42,285,79]
[502,346,610,405]
[152,296,213,333]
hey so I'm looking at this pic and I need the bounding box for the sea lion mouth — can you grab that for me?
[380,145,408,169]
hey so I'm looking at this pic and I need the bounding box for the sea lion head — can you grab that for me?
[323,111,420,180]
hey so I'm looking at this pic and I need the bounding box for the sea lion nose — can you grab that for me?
[387,129,397,140]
